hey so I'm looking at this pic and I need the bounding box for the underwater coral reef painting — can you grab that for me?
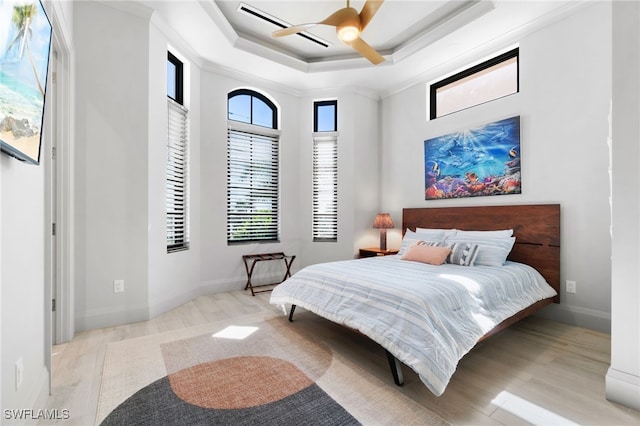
[424,116,521,200]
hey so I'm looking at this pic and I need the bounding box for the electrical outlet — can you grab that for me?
[114,279,125,293]
[566,280,577,294]
[15,358,23,390]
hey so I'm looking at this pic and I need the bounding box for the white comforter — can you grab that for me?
[270,255,557,396]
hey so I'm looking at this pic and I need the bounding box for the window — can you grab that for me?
[313,100,338,242]
[227,90,280,244]
[166,52,189,252]
[228,88,277,128]
[430,48,519,119]
[314,100,337,132]
[167,51,183,104]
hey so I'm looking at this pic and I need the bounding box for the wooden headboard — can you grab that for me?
[403,204,560,302]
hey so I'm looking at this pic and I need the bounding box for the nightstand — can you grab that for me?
[359,247,399,258]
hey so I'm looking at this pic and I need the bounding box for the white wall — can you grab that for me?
[73,1,209,328]
[381,2,612,332]
[73,1,152,329]
[296,90,381,266]
[607,0,640,411]
[147,17,203,318]
[198,70,304,292]
[0,0,74,415]
[197,73,380,289]
[351,93,383,253]
[1,157,49,415]
[69,0,618,334]
[71,2,381,328]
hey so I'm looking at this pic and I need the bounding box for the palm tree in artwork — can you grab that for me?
[6,2,45,96]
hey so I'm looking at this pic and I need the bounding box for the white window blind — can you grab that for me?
[227,123,280,243]
[167,98,189,252]
[313,132,338,242]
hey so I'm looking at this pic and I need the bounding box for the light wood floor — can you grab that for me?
[45,291,640,426]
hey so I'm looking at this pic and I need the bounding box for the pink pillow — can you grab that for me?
[401,244,451,265]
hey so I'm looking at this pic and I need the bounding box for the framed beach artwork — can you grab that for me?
[0,0,52,165]
[424,116,521,200]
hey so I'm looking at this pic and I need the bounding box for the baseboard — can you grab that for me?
[199,271,298,296]
[199,277,246,295]
[148,276,260,320]
[606,367,640,411]
[74,303,149,332]
[534,303,611,333]
[147,285,202,319]
[75,273,295,331]
[32,367,53,419]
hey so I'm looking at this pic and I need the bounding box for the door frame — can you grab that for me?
[45,3,75,352]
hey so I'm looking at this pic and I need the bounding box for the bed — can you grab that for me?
[270,204,560,396]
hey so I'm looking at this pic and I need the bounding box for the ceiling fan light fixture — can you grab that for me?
[272,0,385,64]
[337,25,360,42]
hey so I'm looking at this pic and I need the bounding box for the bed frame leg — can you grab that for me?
[288,304,296,322]
[385,350,404,386]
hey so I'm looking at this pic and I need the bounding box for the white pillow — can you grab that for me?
[416,227,458,238]
[398,230,443,255]
[405,228,445,240]
[444,235,516,267]
[455,229,513,238]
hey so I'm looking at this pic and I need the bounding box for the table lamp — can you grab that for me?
[373,213,394,251]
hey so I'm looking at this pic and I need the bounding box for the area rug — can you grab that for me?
[96,315,449,425]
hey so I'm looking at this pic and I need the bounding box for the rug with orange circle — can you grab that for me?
[97,314,448,426]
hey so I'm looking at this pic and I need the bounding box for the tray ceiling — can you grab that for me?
[214,0,493,65]
[142,1,580,95]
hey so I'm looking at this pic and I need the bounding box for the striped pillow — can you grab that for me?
[446,242,480,266]
[444,236,515,267]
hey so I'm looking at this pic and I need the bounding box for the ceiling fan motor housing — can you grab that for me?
[336,7,361,42]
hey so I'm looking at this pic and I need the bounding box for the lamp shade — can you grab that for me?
[372,213,394,229]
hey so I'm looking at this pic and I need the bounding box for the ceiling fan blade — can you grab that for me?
[273,23,318,37]
[320,7,354,27]
[359,0,384,31]
[348,37,385,65]
[273,8,352,38]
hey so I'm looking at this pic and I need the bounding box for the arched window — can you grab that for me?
[227,89,280,243]
[228,89,277,129]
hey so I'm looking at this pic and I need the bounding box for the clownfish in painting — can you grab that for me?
[505,145,520,175]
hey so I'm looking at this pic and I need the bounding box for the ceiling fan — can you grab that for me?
[272,0,385,65]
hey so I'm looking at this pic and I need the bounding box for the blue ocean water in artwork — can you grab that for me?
[0,69,43,127]
[424,116,521,199]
